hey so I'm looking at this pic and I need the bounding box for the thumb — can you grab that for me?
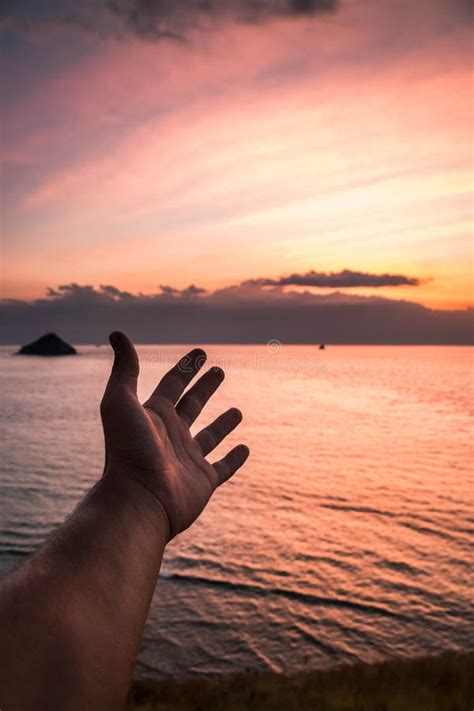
[107,331,139,393]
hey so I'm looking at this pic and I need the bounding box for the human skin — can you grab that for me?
[0,332,249,710]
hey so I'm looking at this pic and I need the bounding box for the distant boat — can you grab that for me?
[319,344,326,350]
[16,332,77,356]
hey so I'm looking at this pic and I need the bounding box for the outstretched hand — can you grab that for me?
[100,332,249,539]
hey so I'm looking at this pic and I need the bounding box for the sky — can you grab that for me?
[0,0,473,343]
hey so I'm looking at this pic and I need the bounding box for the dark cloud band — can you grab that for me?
[0,0,337,40]
[254,269,420,288]
[1,277,472,345]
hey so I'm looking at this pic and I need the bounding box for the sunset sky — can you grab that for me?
[1,0,472,313]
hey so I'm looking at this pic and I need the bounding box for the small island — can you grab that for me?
[16,332,77,356]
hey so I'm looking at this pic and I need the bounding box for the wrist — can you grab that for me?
[97,467,171,543]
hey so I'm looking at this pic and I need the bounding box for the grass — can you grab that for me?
[127,651,473,710]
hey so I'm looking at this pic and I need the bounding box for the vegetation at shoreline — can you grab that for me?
[128,651,473,710]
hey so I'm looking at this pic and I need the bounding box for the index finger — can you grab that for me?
[147,348,207,404]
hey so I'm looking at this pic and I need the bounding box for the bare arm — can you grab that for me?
[0,333,249,710]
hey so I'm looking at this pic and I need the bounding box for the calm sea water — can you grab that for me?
[0,345,473,678]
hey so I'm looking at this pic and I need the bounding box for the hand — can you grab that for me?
[100,332,249,539]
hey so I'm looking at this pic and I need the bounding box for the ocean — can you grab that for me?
[0,344,472,678]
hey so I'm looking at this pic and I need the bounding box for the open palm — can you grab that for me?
[100,332,249,539]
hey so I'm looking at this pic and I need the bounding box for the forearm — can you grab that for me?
[0,470,169,711]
